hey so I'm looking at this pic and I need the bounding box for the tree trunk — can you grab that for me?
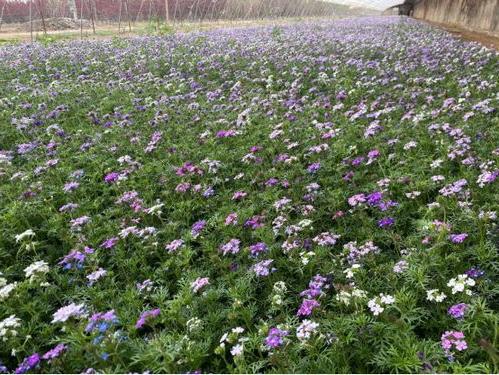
[67,0,78,20]
[37,0,47,34]
[118,0,123,33]
[29,0,33,42]
[124,0,131,32]
[0,2,6,32]
[80,0,84,38]
[89,0,95,34]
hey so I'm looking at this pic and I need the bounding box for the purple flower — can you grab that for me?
[307,162,321,173]
[448,303,468,319]
[85,310,118,333]
[15,353,40,374]
[135,308,160,329]
[300,274,328,298]
[244,215,264,230]
[220,239,241,255]
[297,299,320,317]
[251,259,274,277]
[249,242,268,257]
[265,327,289,349]
[165,239,184,253]
[104,172,120,183]
[378,217,395,228]
[465,266,484,279]
[63,181,79,192]
[42,344,67,361]
[449,233,468,244]
[100,237,119,249]
[366,191,383,206]
[191,220,206,238]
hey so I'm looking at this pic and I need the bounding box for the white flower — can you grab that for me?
[0,282,17,301]
[232,327,245,334]
[230,343,244,357]
[24,260,49,280]
[51,303,85,323]
[447,274,475,295]
[393,260,408,273]
[0,274,6,288]
[86,268,107,285]
[297,320,319,341]
[368,293,395,315]
[380,294,395,305]
[405,191,421,199]
[426,289,447,302]
[145,203,164,215]
[367,299,384,316]
[0,315,21,341]
[15,229,35,242]
[344,264,361,279]
[430,159,443,169]
[186,317,203,334]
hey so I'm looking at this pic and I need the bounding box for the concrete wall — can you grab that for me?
[413,0,499,35]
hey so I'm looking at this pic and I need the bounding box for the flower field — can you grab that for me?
[0,16,498,373]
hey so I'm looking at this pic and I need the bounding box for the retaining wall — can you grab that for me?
[413,0,499,35]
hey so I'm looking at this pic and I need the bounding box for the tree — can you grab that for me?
[68,0,77,20]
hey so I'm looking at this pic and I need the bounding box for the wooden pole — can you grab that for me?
[164,0,169,23]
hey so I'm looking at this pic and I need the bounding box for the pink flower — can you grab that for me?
[191,277,210,293]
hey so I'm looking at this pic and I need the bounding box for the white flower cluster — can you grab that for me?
[447,274,475,295]
[344,264,361,279]
[271,281,287,307]
[0,273,17,301]
[24,260,49,281]
[296,320,319,342]
[186,317,203,334]
[336,287,367,305]
[426,289,447,302]
[219,327,247,357]
[52,303,86,323]
[0,315,21,341]
[368,293,395,316]
[15,229,35,242]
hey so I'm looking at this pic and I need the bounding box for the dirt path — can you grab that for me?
[418,19,499,49]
